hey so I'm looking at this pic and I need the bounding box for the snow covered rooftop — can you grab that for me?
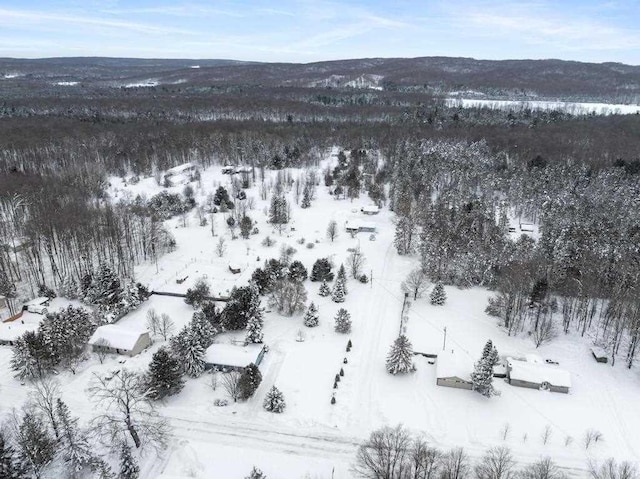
[88,324,148,351]
[362,205,379,213]
[0,314,41,342]
[507,358,571,388]
[205,343,264,368]
[165,162,196,176]
[436,350,473,381]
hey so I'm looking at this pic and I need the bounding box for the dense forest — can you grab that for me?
[1,57,639,366]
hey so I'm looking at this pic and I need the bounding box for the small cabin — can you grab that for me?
[591,347,608,364]
[519,223,534,232]
[361,205,380,215]
[228,264,241,274]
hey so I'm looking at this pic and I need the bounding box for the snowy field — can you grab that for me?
[445,98,640,115]
[2,150,640,477]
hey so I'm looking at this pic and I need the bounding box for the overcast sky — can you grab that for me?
[1,0,639,64]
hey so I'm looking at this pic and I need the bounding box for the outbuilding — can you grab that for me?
[506,358,571,394]
[436,350,473,390]
[361,205,380,215]
[204,343,266,372]
[591,347,608,364]
[88,324,151,357]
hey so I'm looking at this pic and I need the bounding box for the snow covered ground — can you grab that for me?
[2,150,640,477]
[445,98,640,115]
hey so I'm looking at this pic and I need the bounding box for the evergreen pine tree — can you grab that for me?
[300,186,311,209]
[386,335,416,374]
[336,264,347,289]
[482,340,500,369]
[303,302,319,327]
[118,443,139,479]
[190,311,217,348]
[263,386,286,413]
[310,258,333,282]
[318,280,331,297]
[15,412,55,478]
[245,315,264,344]
[56,398,108,477]
[334,308,352,333]
[0,431,22,479]
[145,348,185,400]
[430,281,446,305]
[287,260,308,282]
[331,277,346,303]
[245,466,267,479]
[183,329,205,378]
[471,342,497,398]
[238,363,263,400]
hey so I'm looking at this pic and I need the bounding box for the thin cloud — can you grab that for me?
[0,8,197,36]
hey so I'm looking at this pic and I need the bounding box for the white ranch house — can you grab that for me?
[506,357,571,394]
[205,343,266,372]
[89,324,151,357]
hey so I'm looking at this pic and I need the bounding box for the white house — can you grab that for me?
[89,324,151,357]
[436,350,473,390]
[345,221,377,234]
[204,343,266,372]
[163,162,199,184]
[506,357,571,393]
[361,205,380,215]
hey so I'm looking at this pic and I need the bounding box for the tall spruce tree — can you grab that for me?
[331,277,347,303]
[14,411,56,478]
[334,308,352,333]
[0,431,22,479]
[263,386,286,413]
[303,302,319,327]
[245,315,264,344]
[471,341,498,398]
[238,363,263,400]
[386,335,416,374]
[118,443,139,479]
[183,329,205,378]
[144,348,185,400]
[319,280,331,297]
[430,281,446,306]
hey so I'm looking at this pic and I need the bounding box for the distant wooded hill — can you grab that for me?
[1,56,639,103]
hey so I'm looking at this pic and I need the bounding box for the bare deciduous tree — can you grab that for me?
[352,424,412,479]
[475,447,516,479]
[146,309,160,336]
[94,338,111,364]
[532,316,557,348]
[216,237,227,257]
[221,371,241,402]
[520,458,566,479]
[30,378,61,440]
[158,313,175,340]
[327,220,338,242]
[269,280,307,316]
[440,447,470,479]
[584,429,604,449]
[402,269,429,300]
[347,247,366,279]
[588,458,637,479]
[88,369,169,451]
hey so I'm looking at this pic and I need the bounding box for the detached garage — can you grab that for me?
[205,343,266,372]
[436,350,473,390]
[89,324,151,357]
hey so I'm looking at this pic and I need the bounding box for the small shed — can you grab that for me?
[506,358,571,394]
[361,205,380,215]
[204,343,266,372]
[591,347,608,364]
[222,165,235,174]
[519,223,534,232]
[436,350,473,390]
[88,325,151,357]
[228,264,241,274]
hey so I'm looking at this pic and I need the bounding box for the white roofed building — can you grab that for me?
[89,324,151,357]
[436,350,473,390]
[506,358,571,394]
[205,343,266,372]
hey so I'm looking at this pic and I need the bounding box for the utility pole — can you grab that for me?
[443,327,447,351]
[370,269,373,288]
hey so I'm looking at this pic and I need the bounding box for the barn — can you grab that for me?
[88,324,151,357]
[435,350,473,390]
[204,343,266,372]
[506,358,571,394]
